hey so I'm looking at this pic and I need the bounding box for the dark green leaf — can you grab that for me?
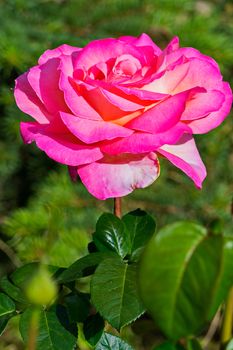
[187,338,203,350]
[153,341,185,350]
[139,221,233,340]
[83,313,104,346]
[91,256,144,330]
[0,315,11,336]
[96,332,134,350]
[10,263,62,288]
[19,306,77,349]
[65,292,90,323]
[122,209,156,261]
[57,252,116,283]
[93,213,130,258]
[0,293,15,317]
[0,276,27,304]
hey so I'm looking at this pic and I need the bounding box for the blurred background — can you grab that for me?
[0,0,232,348]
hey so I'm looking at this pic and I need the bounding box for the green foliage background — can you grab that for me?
[0,0,232,347]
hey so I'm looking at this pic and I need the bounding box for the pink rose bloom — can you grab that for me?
[15,34,232,199]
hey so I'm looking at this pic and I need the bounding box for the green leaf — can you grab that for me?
[207,236,233,318]
[122,209,156,261]
[57,252,116,283]
[65,292,90,323]
[0,293,15,317]
[0,315,11,336]
[83,313,104,346]
[187,339,203,350]
[95,332,134,350]
[10,263,60,289]
[93,213,130,258]
[19,306,77,349]
[0,276,27,304]
[139,221,233,340]
[91,256,144,330]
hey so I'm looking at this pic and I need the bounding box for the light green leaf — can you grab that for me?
[19,306,77,350]
[0,293,15,317]
[122,209,156,261]
[96,332,134,350]
[91,256,144,330]
[93,213,130,258]
[139,222,233,339]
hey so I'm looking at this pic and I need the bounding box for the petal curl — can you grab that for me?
[60,112,133,143]
[187,82,232,133]
[158,134,207,188]
[14,73,52,123]
[20,122,103,166]
[38,44,81,65]
[77,153,160,199]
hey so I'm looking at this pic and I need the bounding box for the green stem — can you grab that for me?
[27,308,40,350]
[114,198,122,218]
[221,286,233,346]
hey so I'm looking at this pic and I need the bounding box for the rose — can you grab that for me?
[14,34,232,200]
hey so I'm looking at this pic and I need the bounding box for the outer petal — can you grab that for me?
[181,90,225,120]
[27,58,69,115]
[60,112,133,143]
[20,122,103,166]
[187,82,233,133]
[14,72,52,123]
[158,134,207,188]
[38,44,81,65]
[77,153,160,200]
[119,33,162,56]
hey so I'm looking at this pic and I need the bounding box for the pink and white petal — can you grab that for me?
[101,123,191,155]
[38,44,81,65]
[164,37,180,54]
[182,90,225,120]
[77,153,160,200]
[60,73,102,120]
[119,33,162,56]
[14,72,52,123]
[126,91,189,133]
[60,112,133,143]
[20,122,103,166]
[187,82,233,133]
[158,134,207,188]
[173,58,223,93]
[27,59,68,115]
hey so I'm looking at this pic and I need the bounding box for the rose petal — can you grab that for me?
[27,58,68,115]
[182,89,225,120]
[158,134,207,188]
[20,122,103,166]
[100,122,191,155]
[119,33,162,56]
[74,38,145,70]
[126,91,189,133]
[187,82,233,133]
[14,72,51,123]
[60,112,133,143]
[77,152,160,200]
[38,44,81,65]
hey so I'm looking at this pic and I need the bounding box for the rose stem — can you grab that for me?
[114,197,122,218]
